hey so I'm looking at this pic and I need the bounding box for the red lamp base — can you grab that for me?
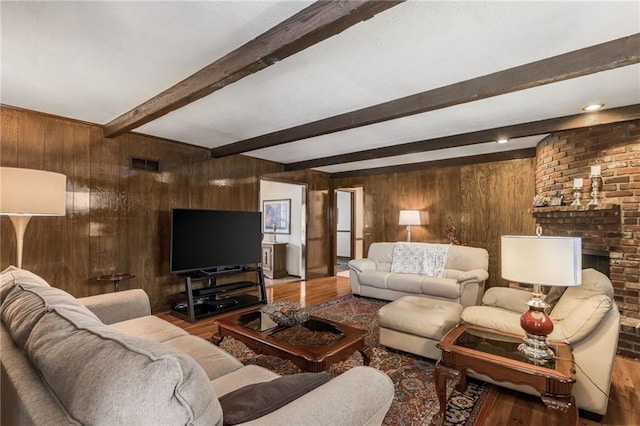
[518,287,555,365]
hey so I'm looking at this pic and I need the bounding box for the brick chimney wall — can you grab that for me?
[534,120,640,359]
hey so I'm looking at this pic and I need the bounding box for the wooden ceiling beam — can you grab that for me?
[285,104,640,170]
[104,0,404,138]
[211,33,640,158]
[329,148,537,179]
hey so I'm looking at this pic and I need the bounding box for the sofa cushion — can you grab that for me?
[164,335,243,380]
[358,270,391,289]
[444,245,489,272]
[481,287,531,314]
[110,315,189,343]
[461,306,525,336]
[25,306,222,425]
[218,372,331,425]
[1,282,100,350]
[419,277,460,299]
[213,365,280,396]
[551,268,614,320]
[366,242,395,269]
[1,266,50,302]
[549,295,612,343]
[387,273,424,294]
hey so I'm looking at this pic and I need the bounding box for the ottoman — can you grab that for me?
[378,296,463,359]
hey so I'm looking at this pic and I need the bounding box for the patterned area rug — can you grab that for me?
[216,294,497,425]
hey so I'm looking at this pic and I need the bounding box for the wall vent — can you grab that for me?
[131,157,160,172]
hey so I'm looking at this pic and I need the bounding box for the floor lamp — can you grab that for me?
[501,233,581,364]
[0,167,67,268]
[399,210,422,242]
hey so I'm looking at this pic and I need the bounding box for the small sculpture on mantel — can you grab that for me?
[272,222,277,242]
[533,193,548,207]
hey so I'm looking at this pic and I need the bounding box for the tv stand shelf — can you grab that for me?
[171,266,266,323]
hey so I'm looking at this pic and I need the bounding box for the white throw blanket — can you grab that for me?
[391,243,450,277]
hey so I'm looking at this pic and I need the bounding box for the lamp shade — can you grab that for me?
[501,235,582,287]
[398,210,421,226]
[0,167,66,216]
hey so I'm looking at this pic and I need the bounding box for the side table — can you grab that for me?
[261,242,288,279]
[97,272,135,292]
[433,324,577,425]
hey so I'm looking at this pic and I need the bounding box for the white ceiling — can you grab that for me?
[2,1,639,174]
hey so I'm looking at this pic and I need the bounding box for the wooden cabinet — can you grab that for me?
[262,242,288,279]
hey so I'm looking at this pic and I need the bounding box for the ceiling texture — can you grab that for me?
[2,1,639,178]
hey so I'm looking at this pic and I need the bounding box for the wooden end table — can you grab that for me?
[97,272,135,292]
[213,309,368,372]
[433,324,577,425]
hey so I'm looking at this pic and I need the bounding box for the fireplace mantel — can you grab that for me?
[531,204,620,216]
[529,203,622,269]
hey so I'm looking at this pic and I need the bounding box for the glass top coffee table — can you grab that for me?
[433,324,576,425]
[213,309,368,372]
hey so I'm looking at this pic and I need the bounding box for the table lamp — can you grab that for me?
[0,167,67,268]
[398,210,422,242]
[501,231,581,364]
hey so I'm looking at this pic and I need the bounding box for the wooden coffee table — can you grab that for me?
[433,324,577,425]
[213,309,368,372]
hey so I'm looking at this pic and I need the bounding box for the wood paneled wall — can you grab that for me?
[1,105,536,313]
[0,106,283,311]
[332,158,536,289]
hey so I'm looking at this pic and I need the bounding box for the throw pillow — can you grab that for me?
[219,372,331,425]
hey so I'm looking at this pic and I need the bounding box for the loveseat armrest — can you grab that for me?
[242,366,394,426]
[456,268,489,284]
[481,287,531,314]
[348,258,376,273]
[79,289,151,325]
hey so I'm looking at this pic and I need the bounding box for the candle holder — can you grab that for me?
[570,189,582,207]
[588,176,602,206]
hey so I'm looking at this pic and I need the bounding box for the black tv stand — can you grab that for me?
[171,266,266,323]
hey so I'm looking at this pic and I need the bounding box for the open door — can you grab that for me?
[335,187,363,277]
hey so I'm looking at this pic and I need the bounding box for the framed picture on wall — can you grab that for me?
[263,199,291,234]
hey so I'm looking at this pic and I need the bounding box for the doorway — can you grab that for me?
[334,187,364,277]
[259,179,307,281]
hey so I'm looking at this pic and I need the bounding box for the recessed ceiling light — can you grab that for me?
[496,138,509,144]
[582,103,604,112]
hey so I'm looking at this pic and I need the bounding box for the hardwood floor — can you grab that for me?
[160,276,640,426]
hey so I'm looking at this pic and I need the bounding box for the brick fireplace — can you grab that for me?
[534,120,640,359]
[532,205,621,277]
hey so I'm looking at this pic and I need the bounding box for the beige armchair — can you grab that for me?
[461,268,620,416]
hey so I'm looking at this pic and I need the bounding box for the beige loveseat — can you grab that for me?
[348,242,489,307]
[1,266,394,426]
[461,268,620,416]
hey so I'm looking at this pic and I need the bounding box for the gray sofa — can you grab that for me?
[1,266,394,426]
[348,242,489,307]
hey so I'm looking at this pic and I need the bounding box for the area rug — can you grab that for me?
[216,294,498,425]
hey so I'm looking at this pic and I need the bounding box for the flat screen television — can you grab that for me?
[170,208,262,274]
